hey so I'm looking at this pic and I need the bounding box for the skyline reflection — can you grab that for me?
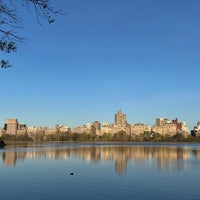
[1,144,200,175]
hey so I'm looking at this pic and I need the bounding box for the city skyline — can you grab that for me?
[1,1,200,130]
[0,110,195,131]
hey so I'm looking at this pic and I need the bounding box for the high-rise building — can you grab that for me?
[4,119,18,135]
[115,110,127,126]
[172,118,182,131]
[156,118,168,127]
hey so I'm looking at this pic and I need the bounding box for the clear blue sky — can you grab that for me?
[1,0,200,129]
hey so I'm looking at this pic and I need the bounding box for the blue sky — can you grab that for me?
[0,0,200,129]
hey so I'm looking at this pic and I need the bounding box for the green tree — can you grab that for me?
[71,133,79,141]
[102,133,113,141]
[163,134,175,142]
[184,135,197,142]
[113,131,129,141]
[134,133,144,142]
[59,131,72,141]
[152,132,164,142]
[143,131,151,142]
[2,133,32,141]
[0,0,62,68]
[174,132,186,142]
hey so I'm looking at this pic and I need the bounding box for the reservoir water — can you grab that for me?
[0,142,200,200]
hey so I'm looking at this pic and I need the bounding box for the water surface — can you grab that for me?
[0,143,200,200]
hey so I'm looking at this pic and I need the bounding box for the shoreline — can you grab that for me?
[3,140,200,146]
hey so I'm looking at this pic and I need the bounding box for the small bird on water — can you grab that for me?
[70,172,74,175]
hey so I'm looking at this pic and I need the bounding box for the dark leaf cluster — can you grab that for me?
[0,41,17,68]
[0,41,16,53]
[1,59,11,68]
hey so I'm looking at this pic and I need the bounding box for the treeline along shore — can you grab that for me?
[1,130,200,143]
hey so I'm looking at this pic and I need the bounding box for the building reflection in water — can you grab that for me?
[1,144,200,175]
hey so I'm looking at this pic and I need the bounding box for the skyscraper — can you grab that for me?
[115,110,127,126]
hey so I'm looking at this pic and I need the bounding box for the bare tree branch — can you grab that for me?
[0,0,62,68]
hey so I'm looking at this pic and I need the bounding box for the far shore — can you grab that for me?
[3,141,200,146]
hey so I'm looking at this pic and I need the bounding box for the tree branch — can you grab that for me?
[0,0,62,68]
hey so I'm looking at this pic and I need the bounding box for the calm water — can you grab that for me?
[1,142,200,200]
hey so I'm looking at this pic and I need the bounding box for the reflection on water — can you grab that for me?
[1,143,200,175]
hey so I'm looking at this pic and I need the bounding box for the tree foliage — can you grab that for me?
[113,131,129,141]
[0,0,62,68]
[2,129,200,142]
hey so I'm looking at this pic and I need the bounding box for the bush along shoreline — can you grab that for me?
[1,131,200,143]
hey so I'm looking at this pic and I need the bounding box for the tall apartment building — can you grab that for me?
[155,117,189,136]
[115,110,127,126]
[156,118,168,127]
[172,118,184,132]
[4,119,18,135]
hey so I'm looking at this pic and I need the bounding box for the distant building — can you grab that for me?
[154,118,189,136]
[71,123,93,134]
[130,124,151,136]
[191,121,200,136]
[4,119,18,135]
[101,122,109,135]
[180,122,189,135]
[72,125,85,134]
[115,110,127,126]
[197,121,200,129]
[93,121,101,130]
[156,118,168,127]
[171,118,184,132]
[92,121,101,135]
[4,118,27,135]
